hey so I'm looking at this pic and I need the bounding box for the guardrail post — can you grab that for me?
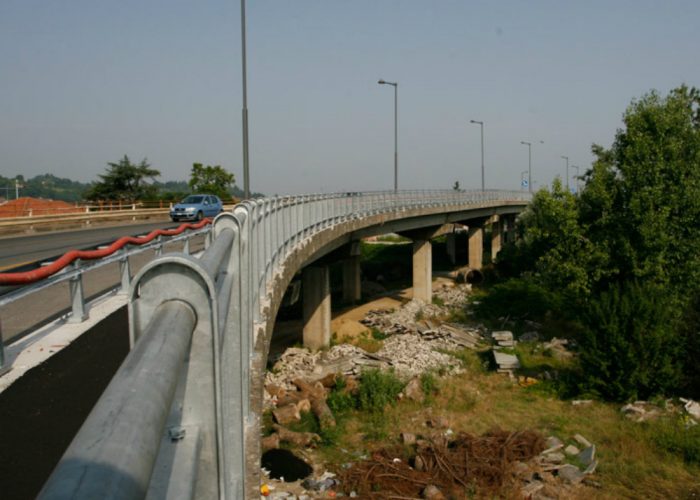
[68,260,88,323]
[183,236,190,255]
[205,230,212,249]
[155,235,163,256]
[119,248,131,294]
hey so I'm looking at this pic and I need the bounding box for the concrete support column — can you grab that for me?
[446,232,457,265]
[491,217,502,261]
[342,256,362,303]
[412,239,432,302]
[302,266,331,350]
[468,226,483,270]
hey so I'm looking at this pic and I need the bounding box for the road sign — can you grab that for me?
[521,179,529,188]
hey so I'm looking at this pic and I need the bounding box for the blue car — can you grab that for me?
[170,194,223,222]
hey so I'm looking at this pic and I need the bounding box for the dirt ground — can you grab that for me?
[0,307,129,500]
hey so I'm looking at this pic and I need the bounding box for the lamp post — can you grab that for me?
[240,0,250,199]
[470,120,485,190]
[571,165,580,194]
[520,140,543,193]
[378,79,398,192]
[561,155,569,191]
[520,170,529,190]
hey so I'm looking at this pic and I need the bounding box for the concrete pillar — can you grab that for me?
[491,217,502,260]
[342,256,362,303]
[302,266,331,350]
[412,239,432,302]
[468,226,483,270]
[446,232,457,265]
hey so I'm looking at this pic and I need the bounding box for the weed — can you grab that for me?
[652,417,700,464]
[371,328,388,340]
[327,379,356,415]
[432,296,445,307]
[415,309,425,321]
[420,372,439,398]
[358,369,404,413]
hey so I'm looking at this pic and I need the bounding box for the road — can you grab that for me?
[0,221,179,271]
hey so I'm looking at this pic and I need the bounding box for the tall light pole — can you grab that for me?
[520,141,532,193]
[241,0,250,199]
[520,170,529,190]
[378,79,398,192]
[470,120,484,190]
[571,165,580,194]
[561,155,569,191]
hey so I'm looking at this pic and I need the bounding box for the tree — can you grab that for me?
[86,155,160,201]
[188,163,235,200]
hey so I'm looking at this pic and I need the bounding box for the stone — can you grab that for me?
[578,445,596,465]
[545,436,563,450]
[583,459,598,475]
[492,331,514,342]
[542,452,565,463]
[401,432,417,445]
[520,481,544,497]
[405,377,426,403]
[564,444,580,456]
[422,484,446,500]
[493,351,520,368]
[557,464,585,484]
[573,434,592,448]
[414,455,425,471]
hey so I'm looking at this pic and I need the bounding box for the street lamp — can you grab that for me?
[561,155,569,191]
[470,120,485,190]
[520,170,529,190]
[571,165,580,194]
[378,79,398,192]
[241,0,250,199]
[520,140,543,193]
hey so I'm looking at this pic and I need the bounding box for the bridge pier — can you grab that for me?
[342,256,362,303]
[468,225,483,270]
[412,239,432,302]
[446,232,457,265]
[302,265,331,350]
[491,216,502,261]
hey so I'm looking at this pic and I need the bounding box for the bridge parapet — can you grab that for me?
[38,189,531,499]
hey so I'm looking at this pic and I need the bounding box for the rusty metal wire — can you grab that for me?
[339,429,545,499]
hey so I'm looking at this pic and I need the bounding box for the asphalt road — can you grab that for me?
[0,221,179,271]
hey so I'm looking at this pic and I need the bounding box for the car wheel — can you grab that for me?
[196,211,204,221]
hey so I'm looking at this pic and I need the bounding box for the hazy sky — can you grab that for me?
[1,1,698,194]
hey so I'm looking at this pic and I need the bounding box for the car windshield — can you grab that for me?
[181,195,203,204]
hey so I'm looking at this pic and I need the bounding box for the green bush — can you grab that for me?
[357,369,404,412]
[327,378,356,415]
[475,278,562,321]
[577,282,682,402]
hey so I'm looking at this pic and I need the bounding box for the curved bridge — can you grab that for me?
[39,189,530,499]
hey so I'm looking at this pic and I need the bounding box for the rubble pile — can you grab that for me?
[621,397,700,424]
[375,333,463,379]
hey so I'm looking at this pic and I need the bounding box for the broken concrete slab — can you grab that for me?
[558,464,585,484]
[564,444,580,456]
[578,445,596,466]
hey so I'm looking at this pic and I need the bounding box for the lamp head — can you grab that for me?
[378,79,386,85]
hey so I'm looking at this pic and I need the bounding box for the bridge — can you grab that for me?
[5,189,530,499]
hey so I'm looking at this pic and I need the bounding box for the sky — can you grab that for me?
[1,0,699,195]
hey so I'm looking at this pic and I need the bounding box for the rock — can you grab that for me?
[564,445,580,456]
[405,377,426,403]
[519,331,540,342]
[422,484,446,500]
[573,434,592,448]
[414,455,425,471]
[542,452,565,463]
[578,445,596,465]
[545,436,563,450]
[296,398,311,413]
[583,459,598,475]
[401,432,417,445]
[557,464,585,484]
[261,433,280,451]
[521,480,544,497]
[273,404,301,425]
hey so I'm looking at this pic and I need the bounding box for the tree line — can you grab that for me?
[487,85,700,401]
[1,158,258,203]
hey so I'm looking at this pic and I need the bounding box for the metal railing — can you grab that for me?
[0,221,213,370]
[37,189,531,499]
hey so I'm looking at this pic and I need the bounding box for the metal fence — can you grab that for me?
[37,189,531,499]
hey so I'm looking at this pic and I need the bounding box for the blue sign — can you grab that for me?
[521,179,529,188]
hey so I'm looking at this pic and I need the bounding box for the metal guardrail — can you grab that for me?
[0,221,213,370]
[37,189,531,499]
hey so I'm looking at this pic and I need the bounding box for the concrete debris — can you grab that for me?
[558,464,585,484]
[681,398,700,419]
[493,350,520,375]
[578,445,596,466]
[545,436,563,450]
[543,337,574,359]
[573,434,592,449]
[620,401,663,422]
[571,399,593,406]
[564,445,580,456]
[492,330,515,347]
